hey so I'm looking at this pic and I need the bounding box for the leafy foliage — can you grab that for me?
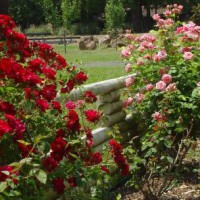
[105,0,126,34]
[61,0,81,29]
[0,14,129,199]
[122,4,200,199]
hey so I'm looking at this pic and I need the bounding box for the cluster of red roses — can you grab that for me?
[109,139,129,176]
[0,14,102,195]
[0,14,129,197]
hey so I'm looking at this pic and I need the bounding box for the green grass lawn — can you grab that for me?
[53,44,126,83]
[54,44,121,63]
[83,66,126,84]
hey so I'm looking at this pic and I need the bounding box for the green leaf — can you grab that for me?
[34,135,49,144]
[7,190,21,197]
[36,169,47,184]
[20,157,32,165]
[0,182,7,193]
[1,171,10,176]
[5,86,15,91]
[69,153,79,159]
[9,162,21,171]
[0,195,5,200]
[167,156,173,164]
[164,140,172,148]
[116,194,122,200]
[17,140,31,146]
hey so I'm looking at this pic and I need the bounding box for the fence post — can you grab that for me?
[64,31,66,54]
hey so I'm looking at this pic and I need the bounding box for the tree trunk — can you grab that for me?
[132,0,144,33]
[0,0,8,14]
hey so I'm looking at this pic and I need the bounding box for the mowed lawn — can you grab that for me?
[53,44,127,84]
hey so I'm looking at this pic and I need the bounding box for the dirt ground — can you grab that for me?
[110,141,200,200]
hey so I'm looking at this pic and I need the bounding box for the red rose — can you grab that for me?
[121,163,130,176]
[84,91,97,103]
[66,110,81,131]
[61,79,74,93]
[56,54,67,69]
[52,101,62,113]
[67,176,77,188]
[42,67,56,80]
[5,114,25,135]
[36,98,50,112]
[101,166,110,174]
[114,153,126,165]
[56,129,66,138]
[0,101,16,115]
[0,120,13,138]
[17,142,36,157]
[84,110,101,123]
[41,84,57,102]
[90,152,102,165]
[75,71,88,84]
[42,156,58,173]
[52,177,65,194]
[0,165,18,183]
[51,137,67,153]
[84,127,93,147]
[50,151,64,162]
[28,58,45,73]
[109,139,123,153]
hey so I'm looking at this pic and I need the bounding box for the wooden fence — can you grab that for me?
[27,33,80,53]
[71,74,137,162]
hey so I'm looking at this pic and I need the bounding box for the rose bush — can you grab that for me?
[122,4,200,199]
[0,15,129,199]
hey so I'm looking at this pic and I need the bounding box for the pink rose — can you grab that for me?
[121,49,131,58]
[197,82,200,87]
[135,93,144,103]
[137,58,143,66]
[125,77,134,87]
[156,81,166,91]
[146,84,154,91]
[144,54,151,60]
[125,63,131,73]
[76,100,83,108]
[180,47,192,53]
[125,34,134,41]
[164,10,172,17]
[65,100,76,109]
[153,112,163,121]
[153,50,167,61]
[153,14,160,21]
[166,83,177,92]
[183,52,193,60]
[157,50,167,59]
[162,74,172,84]
[123,97,134,108]
[127,44,134,50]
[159,68,167,75]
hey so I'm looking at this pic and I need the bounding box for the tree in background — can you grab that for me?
[0,0,8,14]
[8,0,61,29]
[40,0,62,28]
[105,0,126,34]
[190,3,200,25]
[6,0,200,32]
[61,0,81,29]
[8,0,45,29]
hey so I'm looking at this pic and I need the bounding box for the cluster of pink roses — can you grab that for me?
[122,4,199,109]
[156,74,176,92]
